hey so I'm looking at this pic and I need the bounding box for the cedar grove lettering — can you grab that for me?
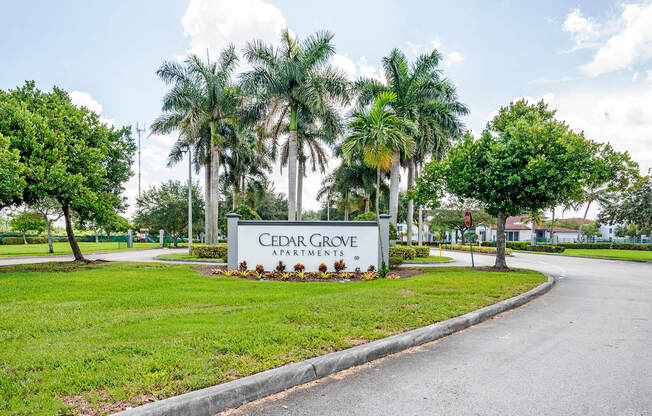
[258,232,358,258]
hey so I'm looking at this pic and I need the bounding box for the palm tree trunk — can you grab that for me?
[204,160,211,244]
[494,210,508,269]
[406,158,415,246]
[376,165,386,266]
[418,206,423,245]
[62,203,84,261]
[578,200,592,242]
[326,192,330,221]
[95,228,99,244]
[287,107,298,221]
[389,152,400,225]
[240,176,246,207]
[364,195,370,213]
[232,188,237,210]
[209,123,220,244]
[344,190,349,221]
[297,160,304,221]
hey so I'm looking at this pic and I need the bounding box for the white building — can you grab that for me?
[478,216,580,243]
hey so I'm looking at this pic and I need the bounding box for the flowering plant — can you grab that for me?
[362,271,377,281]
[294,263,305,272]
[318,263,328,273]
[334,259,346,272]
[387,274,400,279]
[239,261,247,272]
[255,264,265,274]
[276,261,286,272]
[223,270,239,277]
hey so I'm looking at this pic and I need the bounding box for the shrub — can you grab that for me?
[367,265,376,272]
[480,241,529,250]
[389,246,416,261]
[545,242,651,251]
[239,261,247,271]
[449,244,513,255]
[293,263,305,272]
[318,263,328,273]
[2,236,47,245]
[526,245,565,253]
[389,255,404,268]
[231,204,262,220]
[413,246,430,257]
[255,264,265,274]
[275,261,286,272]
[334,259,346,272]
[190,244,228,259]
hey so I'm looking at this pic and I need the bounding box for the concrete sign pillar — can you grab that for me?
[159,229,164,248]
[378,214,390,268]
[127,229,133,248]
[227,214,241,270]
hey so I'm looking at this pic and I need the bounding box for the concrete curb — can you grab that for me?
[514,250,652,264]
[400,259,455,266]
[155,257,226,265]
[114,275,555,416]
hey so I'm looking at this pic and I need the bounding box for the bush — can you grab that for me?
[190,243,227,259]
[543,242,651,251]
[526,245,565,253]
[480,241,529,250]
[389,255,404,268]
[334,259,346,272]
[318,263,328,273]
[275,261,286,272]
[449,244,513,255]
[293,263,305,272]
[389,246,416,261]
[413,246,430,257]
[1,236,47,245]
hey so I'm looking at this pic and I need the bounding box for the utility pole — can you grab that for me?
[136,122,145,198]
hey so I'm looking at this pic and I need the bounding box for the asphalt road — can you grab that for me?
[222,250,652,416]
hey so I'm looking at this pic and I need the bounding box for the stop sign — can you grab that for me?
[464,211,472,227]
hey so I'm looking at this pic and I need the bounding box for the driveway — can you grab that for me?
[0,247,187,266]
[223,250,652,415]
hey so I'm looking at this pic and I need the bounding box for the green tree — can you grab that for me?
[356,48,468,234]
[0,82,135,260]
[101,214,131,242]
[599,176,652,235]
[0,134,26,209]
[243,29,349,220]
[31,197,62,253]
[414,100,597,269]
[134,180,204,247]
[429,207,494,244]
[343,91,415,266]
[154,46,241,244]
[9,210,45,244]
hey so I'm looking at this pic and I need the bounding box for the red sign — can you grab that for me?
[464,211,472,227]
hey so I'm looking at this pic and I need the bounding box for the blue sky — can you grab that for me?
[2,0,651,217]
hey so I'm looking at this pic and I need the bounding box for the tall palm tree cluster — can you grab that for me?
[153,29,467,245]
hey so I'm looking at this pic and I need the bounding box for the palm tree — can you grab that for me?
[342,91,415,266]
[356,49,468,239]
[154,46,241,244]
[520,210,545,244]
[316,173,337,221]
[242,29,349,220]
[577,187,614,242]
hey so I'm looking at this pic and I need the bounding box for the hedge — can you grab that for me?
[389,255,404,268]
[480,241,530,250]
[190,244,228,259]
[389,246,416,261]
[449,244,513,255]
[413,246,430,257]
[526,245,565,253]
[2,236,47,245]
[541,242,651,251]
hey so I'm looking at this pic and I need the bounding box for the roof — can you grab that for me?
[491,216,532,230]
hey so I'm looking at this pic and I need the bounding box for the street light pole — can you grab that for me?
[188,145,193,256]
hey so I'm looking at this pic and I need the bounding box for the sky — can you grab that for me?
[1,0,651,220]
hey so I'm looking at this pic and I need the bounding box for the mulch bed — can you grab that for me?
[194,265,428,281]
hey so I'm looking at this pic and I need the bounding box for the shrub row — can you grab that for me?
[449,244,513,255]
[542,242,651,251]
[480,241,530,250]
[1,237,48,245]
[526,245,565,253]
[190,243,228,259]
[413,246,430,257]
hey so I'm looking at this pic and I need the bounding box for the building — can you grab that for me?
[477,216,580,243]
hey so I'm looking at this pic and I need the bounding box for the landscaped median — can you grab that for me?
[0,241,159,257]
[0,261,546,415]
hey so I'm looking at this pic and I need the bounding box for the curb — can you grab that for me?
[114,275,555,416]
[515,250,652,264]
[156,257,226,265]
[400,259,455,266]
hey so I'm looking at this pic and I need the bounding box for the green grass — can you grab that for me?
[0,262,546,415]
[411,256,453,262]
[0,242,159,257]
[156,253,224,262]
[561,248,652,261]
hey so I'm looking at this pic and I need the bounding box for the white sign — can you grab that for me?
[237,222,379,272]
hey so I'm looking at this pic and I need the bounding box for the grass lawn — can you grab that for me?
[561,248,652,261]
[411,256,453,262]
[0,262,546,415]
[156,253,223,262]
[0,242,159,257]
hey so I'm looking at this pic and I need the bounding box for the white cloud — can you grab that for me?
[632,71,639,82]
[578,3,652,76]
[357,56,384,82]
[181,0,287,59]
[69,90,115,127]
[332,53,358,81]
[445,51,464,65]
[647,70,652,83]
[562,8,601,50]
